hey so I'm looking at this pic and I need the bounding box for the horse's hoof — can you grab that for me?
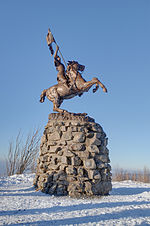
[63,110,68,113]
[103,87,107,93]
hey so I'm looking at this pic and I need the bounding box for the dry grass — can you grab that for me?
[112,167,150,183]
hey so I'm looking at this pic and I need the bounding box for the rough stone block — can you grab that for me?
[107,164,111,171]
[61,156,68,164]
[63,149,74,157]
[57,141,67,146]
[40,144,48,155]
[62,131,73,141]
[47,173,54,183]
[57,150,63,156]
[96,154,109,163]
[49,146,61,153]
[84,181,93,195]
[99,146,109,155]
[53,173,59,181]
[56,185,67,195]
[78,126,85,132]
[68,181,84,197]
[69,143,85,151]
[72,156,82,166]
[84,159,96,169]
[41,135,46,145]
[92,181,112,195]
[60,126,67,132]
[77,151,89,159]
[91,123,103,132]
[86,137,101,146]
[103,138,108,146]
[48,164,60,170]
[47,141,57,146]
[68,126,78,132]
[59,164,66,171]
[87,145,99,153]
[48,131,61,141]
[65,122,71,126]
[70,121,80,126]
[46,127,55,133]
[94,132,101,139]
[73,132,86,143]
[86,132,94,138]
[97,162,106,169]
[66,166,77,175]
[88,170,101,180]
[48,184,57,194]
[67,176,77,182]
[59,174,67,181]
[77,167,84,176]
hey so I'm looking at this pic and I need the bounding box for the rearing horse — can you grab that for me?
[40,61,107,113]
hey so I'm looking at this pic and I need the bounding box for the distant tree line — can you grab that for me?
[112,167,150,183]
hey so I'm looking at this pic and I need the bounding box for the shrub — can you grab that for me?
[6,129,40,176]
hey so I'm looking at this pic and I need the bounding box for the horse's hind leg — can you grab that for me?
[53,99,67,113]
[46,87,68,113]
[48,88,67,113]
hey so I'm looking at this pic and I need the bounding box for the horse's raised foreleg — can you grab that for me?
[97,78,107,93]
[78,80,97,93]
[92,77,107,93]
[93,84,99,93]
[78,77,107,94]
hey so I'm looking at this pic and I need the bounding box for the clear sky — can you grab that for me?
[0,0,150,170]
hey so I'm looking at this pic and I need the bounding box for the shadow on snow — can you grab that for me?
[4,208,150,226]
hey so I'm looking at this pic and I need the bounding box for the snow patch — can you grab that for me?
[0,174,150,225]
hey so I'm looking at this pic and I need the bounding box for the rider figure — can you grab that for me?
[54,45,69,87]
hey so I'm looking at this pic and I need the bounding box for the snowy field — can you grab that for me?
[0,174,150,225]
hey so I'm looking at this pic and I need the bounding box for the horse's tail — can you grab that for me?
[40,89,47,103]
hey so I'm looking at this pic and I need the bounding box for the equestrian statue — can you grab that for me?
[40,28,107,113]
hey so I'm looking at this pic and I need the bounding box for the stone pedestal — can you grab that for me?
[34,113,112,197]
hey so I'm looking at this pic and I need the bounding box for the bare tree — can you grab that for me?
[6,129,40,176]
[143,167,150,183]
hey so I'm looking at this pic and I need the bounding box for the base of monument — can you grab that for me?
[34,113,112,197]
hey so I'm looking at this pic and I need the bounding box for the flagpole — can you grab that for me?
[56,47,67,68]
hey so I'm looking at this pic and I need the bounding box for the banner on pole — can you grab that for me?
[46,28,55,55]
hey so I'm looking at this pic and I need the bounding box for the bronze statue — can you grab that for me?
[40,29,107,113]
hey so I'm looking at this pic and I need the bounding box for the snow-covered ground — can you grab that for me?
[0,174,150,225]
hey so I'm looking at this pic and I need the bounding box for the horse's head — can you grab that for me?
[67,61,85,72]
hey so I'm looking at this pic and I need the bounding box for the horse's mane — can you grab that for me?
[67,61,85,75]
[67,60,78,66]
[67,61,78,73]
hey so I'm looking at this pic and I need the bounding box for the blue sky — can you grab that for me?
[0,0,150,170]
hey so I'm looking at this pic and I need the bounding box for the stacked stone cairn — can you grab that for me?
[34,113,112,197]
